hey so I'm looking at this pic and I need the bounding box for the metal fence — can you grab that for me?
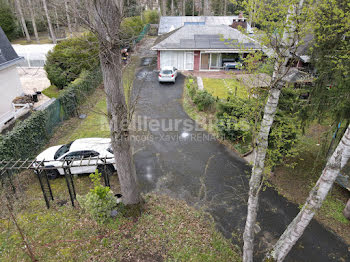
[0,157,116,209]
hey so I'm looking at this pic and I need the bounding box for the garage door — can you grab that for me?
[160,51,193,70]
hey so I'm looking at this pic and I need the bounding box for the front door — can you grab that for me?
[201,53,210,70]
[185,52,194,70]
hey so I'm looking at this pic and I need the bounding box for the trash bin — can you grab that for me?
[32,93,38,102]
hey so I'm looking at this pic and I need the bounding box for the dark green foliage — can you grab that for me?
[306,0,349,123]
[267,114,301,167]
[193,90,215,111]
[0,1,19,40]
[44,33,99,89]
[0,110,50,161]
[217,113,251,142]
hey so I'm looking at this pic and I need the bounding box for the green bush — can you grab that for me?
[217,113,251,142]
[143,10,159,24]
[58,69,102,117]
[77,171,117,224]
[44,33,99,89]
[186,77,198,99]
[120,16,145,46]
[0,1,19,40]
[193,90,215,111]
[267,113,301,167]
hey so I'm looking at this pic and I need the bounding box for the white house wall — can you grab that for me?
[0,65,23,115]
[160,51,194,70]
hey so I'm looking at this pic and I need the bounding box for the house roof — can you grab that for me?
[0,26,23,70]
[158,16,252,35]
[152,25,261,51]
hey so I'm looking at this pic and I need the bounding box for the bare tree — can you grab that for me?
[182,0,186,15]
[171,0,174,15]
[64,0,73,37]
[81,0,141,205]
[14,0,31,42]
[28,0,40,43]
[42,0,56,44]
[203,0,210,15]
[224,0,227,15]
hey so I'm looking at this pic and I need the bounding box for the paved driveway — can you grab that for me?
[132,59,349,261]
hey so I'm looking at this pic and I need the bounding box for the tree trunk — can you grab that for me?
[171,0,174,15]
[242,0,305,259]
[161,0,166,15]
[14,0,31,42]
[54,6,60,31]
[64,0,73,37]
[343,199,350,220]
[182,0,186,15]
[203,0,210,15]
[42,0,56,44]
[192,0,195,16]
[89,0,140,205]
[224,0,227,15]
[243,82,283,262]
[28,0,39,43]
[267,125,350,261]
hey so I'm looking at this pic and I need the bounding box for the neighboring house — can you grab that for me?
[0,26,24,121]
[152,25,261,71]
[158,16,253,35]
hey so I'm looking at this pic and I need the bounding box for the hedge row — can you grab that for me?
[0,69,102,161]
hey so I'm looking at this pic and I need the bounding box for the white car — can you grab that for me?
[35,138,116,178]
[158,66,178,83]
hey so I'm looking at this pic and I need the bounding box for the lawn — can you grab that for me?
[42,85,61,98]
[202,78,248,99]
[0,171,241,261]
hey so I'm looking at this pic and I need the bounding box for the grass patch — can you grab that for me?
[0,172,241,261]
[42,85,60,98]
[202,78,248,99]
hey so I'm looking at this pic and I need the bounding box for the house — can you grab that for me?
[158,16,253,35]
[0,26,24,121]
[152,25,262,71]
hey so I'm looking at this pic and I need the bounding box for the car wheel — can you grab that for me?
[46,169,59,180]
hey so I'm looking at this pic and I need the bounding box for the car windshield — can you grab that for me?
[54,141,73,160]
[161,70,172,74]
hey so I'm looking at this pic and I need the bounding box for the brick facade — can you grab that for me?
[157,51,160,70]
[194,51,200,71]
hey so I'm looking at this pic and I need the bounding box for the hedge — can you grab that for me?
[0,69,102,161]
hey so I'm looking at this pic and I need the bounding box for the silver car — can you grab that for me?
[158,66,178,83]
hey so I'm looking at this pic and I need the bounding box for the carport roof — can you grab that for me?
[152,25,261,51]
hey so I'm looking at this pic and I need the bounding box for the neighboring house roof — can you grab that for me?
[0,26,23,70]
[158,16,253,35]
[282,67,314,83]
[152,25,261,51]
[294,34,314,63]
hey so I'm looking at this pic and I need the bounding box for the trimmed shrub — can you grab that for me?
[193,90,215,111]
[77,171,117,224]
[120,16,145,46]
[143,10,159,24]
[58,69,102,118]
[45,33,99,89]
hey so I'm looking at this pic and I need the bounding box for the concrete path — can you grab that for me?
[131,42,349,261]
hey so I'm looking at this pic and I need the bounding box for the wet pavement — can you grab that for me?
[131,54,349,261]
